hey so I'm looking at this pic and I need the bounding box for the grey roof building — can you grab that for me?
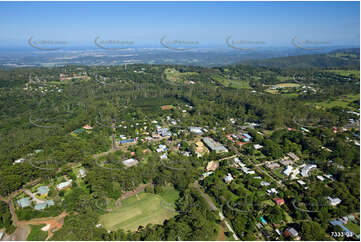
[17,197,31,208]
[202,137,228,153]
[189,127,204,135]
[37,186,49,196]
[34,200,54,210]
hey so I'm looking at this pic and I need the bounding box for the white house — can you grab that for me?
[156,144,168,153]
[224,173,234,183]
[267,188,278,195]
[316,175,325,181]
[327,196,342,206]
[301,164,317,177]
[160,153,168,160]
[14,158,25,164]
[56,180,72,190]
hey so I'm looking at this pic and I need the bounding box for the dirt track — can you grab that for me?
[18,212,68,240]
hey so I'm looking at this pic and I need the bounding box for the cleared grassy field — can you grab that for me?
[212,75,250,89]
[345,221,360,234]
[273,83,300,88]
[265,83,300,94]
[164,68,198,83]
[27,225,48,241]
[326,70,360,79]
[98,188,179,232]
[314,93,360,110]
[262,199,275,207]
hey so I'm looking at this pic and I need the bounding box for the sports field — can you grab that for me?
[265,83,301,94]
[98,188,179,232]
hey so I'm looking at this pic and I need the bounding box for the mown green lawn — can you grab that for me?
[345,221,360,234]
[314,93,360,110]
[326,70,360,79]
[27,225,48,241]
[98,188,179,232]
[212,75,250,89]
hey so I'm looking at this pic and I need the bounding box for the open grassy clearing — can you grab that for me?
[164,68,198,83]
[277,76,292,82]
[345,221,360,234]
[326,69,360,79]
[98,188,179,232]
[26,225,48,241]
[261,199,275,208]
[284,211,293,223]
[265,83,301,94]
[273,83,300,88]
[314,93,360,110]
[212,75,250,89]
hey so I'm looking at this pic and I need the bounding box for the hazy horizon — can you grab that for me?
[0,1,359,49]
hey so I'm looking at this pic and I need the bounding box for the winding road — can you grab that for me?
[192,181,239,241]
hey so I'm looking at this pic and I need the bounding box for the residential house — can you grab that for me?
[202,171,214,178]
[224,173,234,183]
[236,141,248,147]
[297,180,306,186]
[17,197,31,208]
[160,153,168,160]
[327,196,342,206]
[266,162,280,170]
[253,144,263,150]
[34,200,54,210]
[157,127,172,137]
[56,180,72,190]
[83,124,93,130]
[267,188,278,196]
[119,139,135,144]
[180,151,191,157]
[121,158,139,168]
[316,175,325,181]
[156,144,168,153]
[78,168,86,178]
[280,159,294,166]
[301,164,317,177]
[14,158,25,164]
[283,165,300,179]
[37,186,49,197]
[300,127,310,133]
[206,161,219,171]
[325,174,335,181]
[329,220,355,238]
[287,152,300,161]
[273,198,285,206]
[189,127,203,135]
[241,133,252,142]
[283,228,301,240]
[234,158,255,174]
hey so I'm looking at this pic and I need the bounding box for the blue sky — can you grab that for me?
[0,1,359,47]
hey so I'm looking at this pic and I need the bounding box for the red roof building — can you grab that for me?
[83,124,93,130]
[273,198,285,206]
[236,141,247,147]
